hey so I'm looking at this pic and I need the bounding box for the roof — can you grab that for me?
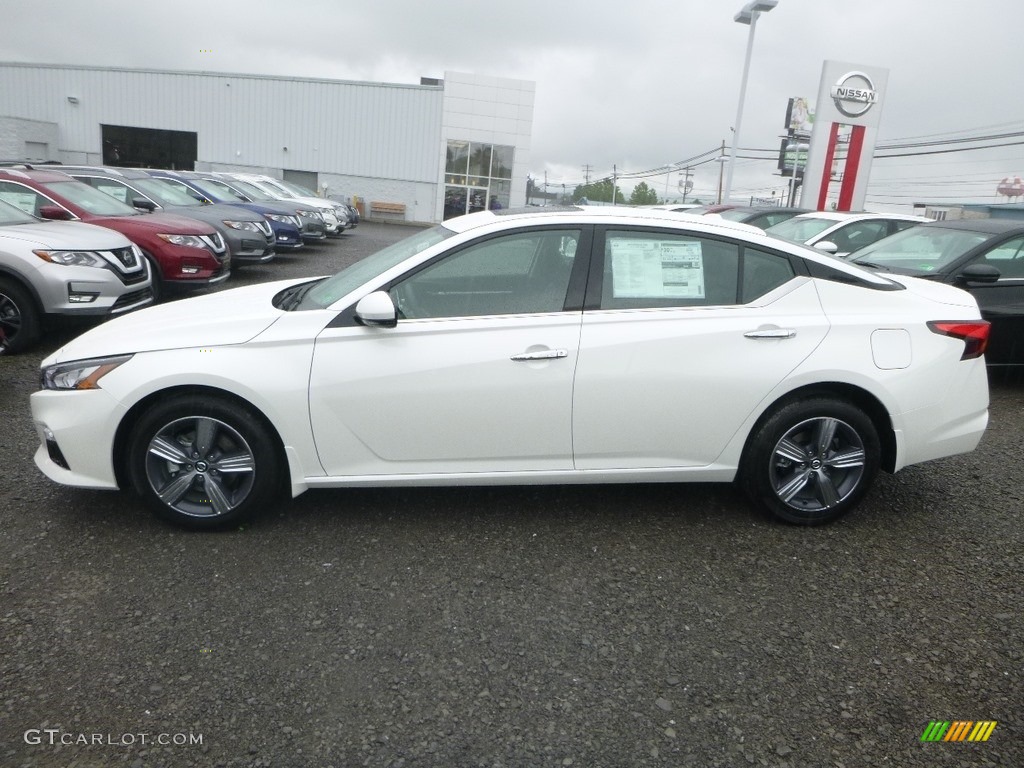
[921,218,1024,234]
[0,167,76,182]
[788,211,928,222]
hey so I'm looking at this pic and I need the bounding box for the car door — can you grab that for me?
[572,227,830,470]
[308,226,589,477]
[958,235,1024,364]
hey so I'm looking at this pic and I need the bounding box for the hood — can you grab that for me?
[0,220,131,250]
[287,195,338,212]
[165,203,265,223]
[43,277,312,365]
[93,211,218,236]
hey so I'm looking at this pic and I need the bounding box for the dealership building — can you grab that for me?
[0,62,536,223]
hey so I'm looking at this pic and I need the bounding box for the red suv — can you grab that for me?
[0,168,229,297]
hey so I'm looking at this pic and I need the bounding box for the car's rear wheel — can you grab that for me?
[0,277,40,356]
[127,395,279,530]
[740,397,880,525]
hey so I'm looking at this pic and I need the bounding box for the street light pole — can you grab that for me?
[723,0,777,204]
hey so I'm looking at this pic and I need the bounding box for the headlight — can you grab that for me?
[33,250,107,268]
[41,354,133,391]
[265,213,292,224]
[157,233,207,249]
[222,220,261,232]
[295,209,322,220]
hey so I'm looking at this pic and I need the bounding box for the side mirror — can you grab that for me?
[814,241,839,255]
[132,197,157,212]
[38,205,72,221]
[955,263,1000,285]
[355,291,398,328]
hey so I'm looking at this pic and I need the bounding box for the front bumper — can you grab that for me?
[31,388,127,490]
[35,259,155,317]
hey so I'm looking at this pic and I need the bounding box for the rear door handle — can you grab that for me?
[511,349,569,361]
[744,328,796,339]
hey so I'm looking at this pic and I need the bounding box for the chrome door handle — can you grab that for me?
[510,349,569,361]
[744,329,796,339]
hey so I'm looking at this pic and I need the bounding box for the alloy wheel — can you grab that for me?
[768,416,866,513]
[144,416,256,518]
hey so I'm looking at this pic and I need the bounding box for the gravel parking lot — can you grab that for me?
[1,222,1020,767]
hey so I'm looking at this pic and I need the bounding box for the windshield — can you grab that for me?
[850,226,992,274]
[297,225,455,310]
[193,178,243,202]
[0,198,38,225]
[277,179,317,197]
[224,180,274,201]
[718,209,753,222]
[132,178,203,207]
[43,181,138,216]
[767,216,835,242]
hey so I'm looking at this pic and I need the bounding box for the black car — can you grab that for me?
[850,218,1024,365]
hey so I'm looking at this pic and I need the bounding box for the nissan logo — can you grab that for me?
[829,71,877,118]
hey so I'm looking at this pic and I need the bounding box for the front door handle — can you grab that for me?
[510,349,569,361]
[744,328,796,339]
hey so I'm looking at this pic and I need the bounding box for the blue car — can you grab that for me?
[142,170,306,251]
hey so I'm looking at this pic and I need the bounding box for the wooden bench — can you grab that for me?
[369,201,406,218]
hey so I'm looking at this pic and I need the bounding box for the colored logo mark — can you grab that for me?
[920,721,997,742]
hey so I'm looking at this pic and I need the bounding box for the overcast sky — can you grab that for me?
[3,0,1023,210]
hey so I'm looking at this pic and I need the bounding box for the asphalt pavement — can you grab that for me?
[1,222,1020,767]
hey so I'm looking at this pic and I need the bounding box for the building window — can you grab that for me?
[444,140,514,219]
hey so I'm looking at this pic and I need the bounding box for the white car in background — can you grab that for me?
[30,207,989,530]
[766,211,931,258]
[0,199,152,355]
[219,173,347,236]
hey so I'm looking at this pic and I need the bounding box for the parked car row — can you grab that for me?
[0,164,358,355]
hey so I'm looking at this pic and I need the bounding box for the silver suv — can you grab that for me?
[0,199,153,354]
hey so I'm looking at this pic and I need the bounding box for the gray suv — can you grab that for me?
[0,199,153,354]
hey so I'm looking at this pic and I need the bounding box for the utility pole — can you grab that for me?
[716,140,726,204]
[582,165,593,185]
[681,167,694,203]
[612,165,617,206]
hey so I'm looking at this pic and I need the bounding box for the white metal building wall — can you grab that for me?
[0,63,535,223]
[0,63,443,181]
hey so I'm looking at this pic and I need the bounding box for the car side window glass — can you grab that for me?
[0,181,45,216]
[600,230,739,309]
[829,221,889,253]
[741,248,796,303]
[892,220,918,233]
[389,228,580,319]
[978,236,1024,278]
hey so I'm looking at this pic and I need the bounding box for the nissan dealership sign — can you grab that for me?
[829,71,878,118]
[800,61,890,212]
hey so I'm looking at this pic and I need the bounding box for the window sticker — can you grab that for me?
[610,239,705,299]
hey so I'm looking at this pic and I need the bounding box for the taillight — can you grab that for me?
[927,321,991,360]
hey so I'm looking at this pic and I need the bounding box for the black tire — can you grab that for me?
[739,397,880,525]
[0,277,41,356]
[126,394,280,530]
[141,251,163,302]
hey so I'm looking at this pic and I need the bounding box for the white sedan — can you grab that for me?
[30,208,990,529]
[766,211,931,258]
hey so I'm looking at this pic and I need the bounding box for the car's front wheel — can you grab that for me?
[740,397,880,525]
[127,395,280,529]
[0,277,40,355]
